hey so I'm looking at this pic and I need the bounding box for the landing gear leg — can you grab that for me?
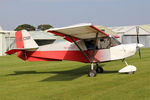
[88,63,96,77]
[96,63,104,73]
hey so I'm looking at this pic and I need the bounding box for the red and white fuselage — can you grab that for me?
[5,23,144,63]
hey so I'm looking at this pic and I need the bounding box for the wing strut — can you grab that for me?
[69,32,99,63]
[69,36,92,63]
[91,32,98,62]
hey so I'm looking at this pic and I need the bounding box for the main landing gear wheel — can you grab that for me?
[96,67,104,73]
[96,63,104,73]
[88,70,96,77]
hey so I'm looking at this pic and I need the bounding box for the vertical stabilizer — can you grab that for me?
[16,30,39,49]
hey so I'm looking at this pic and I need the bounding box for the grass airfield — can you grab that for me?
[0,48,150,100]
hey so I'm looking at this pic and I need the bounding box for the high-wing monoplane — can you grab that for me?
[6,23,144,77]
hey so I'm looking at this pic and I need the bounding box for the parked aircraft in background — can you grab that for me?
[6,23,144,77]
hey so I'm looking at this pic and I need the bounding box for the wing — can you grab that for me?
[47,23,119,42]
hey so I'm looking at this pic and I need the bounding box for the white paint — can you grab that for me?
[110,44,137,60]
[119,65,136,73]
[137,44,144,48]
[22,30,39,49]
[49,23,92,31]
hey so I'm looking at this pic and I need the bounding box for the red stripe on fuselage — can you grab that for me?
[24,50,105,63]
[26,51,90,63]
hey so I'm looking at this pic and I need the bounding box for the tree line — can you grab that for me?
[14,24,53,31]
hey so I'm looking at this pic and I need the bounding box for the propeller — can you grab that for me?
[136,26,141,59]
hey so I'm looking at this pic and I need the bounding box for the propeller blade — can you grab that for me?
[136,26,139,43]
[136,26,142,59]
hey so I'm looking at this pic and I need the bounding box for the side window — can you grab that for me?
[35,40,55,46]
[99,37,111,49]
[98,37,121,49]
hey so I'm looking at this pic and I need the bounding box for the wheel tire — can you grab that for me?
[88,70,96,77]
[96,67,104,73]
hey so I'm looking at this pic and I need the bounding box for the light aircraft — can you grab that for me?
[6,23,144,77]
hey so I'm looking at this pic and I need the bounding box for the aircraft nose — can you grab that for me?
[137,44,144,48]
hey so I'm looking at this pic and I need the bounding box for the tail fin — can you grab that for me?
[16,30,39,49]
[6,30,39,56]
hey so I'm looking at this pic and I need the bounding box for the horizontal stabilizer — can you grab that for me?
[5,48,38,55]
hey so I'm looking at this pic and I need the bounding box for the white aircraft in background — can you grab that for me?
[6,23,144,77]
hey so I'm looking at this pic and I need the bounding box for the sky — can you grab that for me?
[0,0,150,30]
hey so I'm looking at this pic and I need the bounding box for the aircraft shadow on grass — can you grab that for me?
[7,65,118,82]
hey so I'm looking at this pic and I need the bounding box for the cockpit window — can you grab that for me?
[99,37,111,49]
[99,37,121,49]
[111,37,121,45]
[85,37,121,50]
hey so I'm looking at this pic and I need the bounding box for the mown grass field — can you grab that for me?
[0,48,150,100]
